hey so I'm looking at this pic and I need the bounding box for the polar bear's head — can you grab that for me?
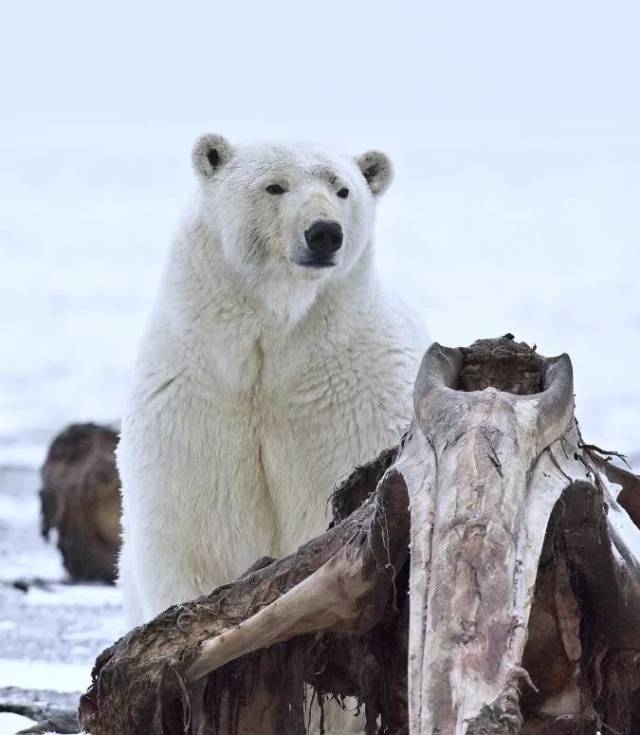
[191,134,392,319]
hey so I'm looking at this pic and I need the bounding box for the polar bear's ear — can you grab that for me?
[192,133,235,179]
[355,151,394,197]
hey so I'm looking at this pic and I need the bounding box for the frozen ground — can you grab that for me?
[0,466,124,733]
[0,121,638,732]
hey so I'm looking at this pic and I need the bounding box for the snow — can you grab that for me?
[0,661,90,695]
[24,585,121,610]
[0,467,125,728]
[0,713,38,735]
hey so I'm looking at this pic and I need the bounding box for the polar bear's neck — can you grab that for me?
[159,214,378,342]
[140,222,381,396]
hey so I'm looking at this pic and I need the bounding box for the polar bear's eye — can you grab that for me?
[266,184,286,195]
[337,187,349,199]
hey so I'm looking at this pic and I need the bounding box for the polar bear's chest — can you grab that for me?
[197,332,402,554]
[252,351,385,550]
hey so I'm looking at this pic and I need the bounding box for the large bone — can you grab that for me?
[77,337,640,735]
[79,460,410,735]
[183,467,410,683]
[406,341,578,734]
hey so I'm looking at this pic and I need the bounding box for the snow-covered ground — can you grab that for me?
[0,466,124,733]
[0,121,638,733]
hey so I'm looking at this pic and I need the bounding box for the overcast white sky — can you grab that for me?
[2,0,639,131]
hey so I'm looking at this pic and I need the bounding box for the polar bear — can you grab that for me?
[117,134,427,629]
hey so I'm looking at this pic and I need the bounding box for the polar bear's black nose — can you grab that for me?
[304,220,343,256]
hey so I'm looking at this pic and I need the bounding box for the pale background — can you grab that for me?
[0,1,638,462]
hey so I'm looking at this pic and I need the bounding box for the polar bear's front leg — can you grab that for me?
[117,543,146,627]
[120,534,222,624]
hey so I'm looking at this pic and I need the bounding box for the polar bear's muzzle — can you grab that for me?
[295,219,343,268]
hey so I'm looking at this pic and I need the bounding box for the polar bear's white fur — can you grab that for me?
[117,134,427,628]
